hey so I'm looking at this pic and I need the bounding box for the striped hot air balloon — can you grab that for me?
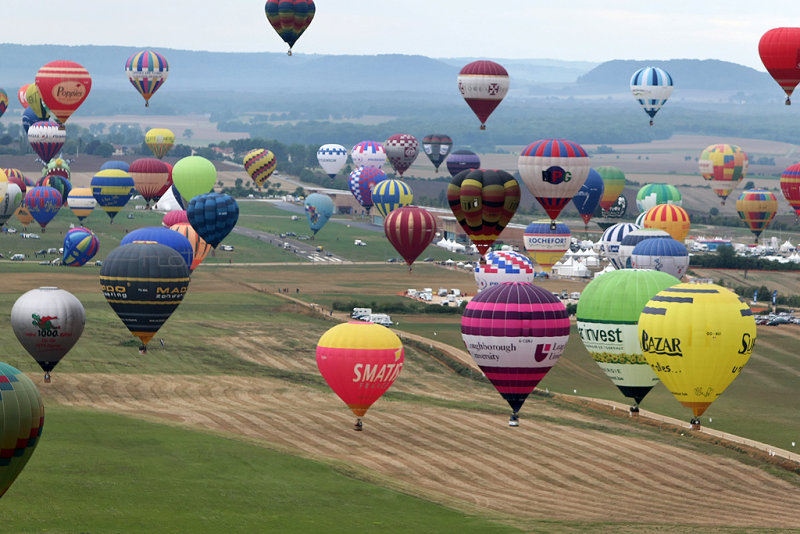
[630,237,690,279]
[642,204,691,243]
[91,168,135,222]
[780,163,800,217]
[422,134,452,173]
[523,220,571,273]
[598,222,639,269]
[384,206,437,268]
[129,158,170,207]
[461,282,570,426]
[62,227,99,266]
[618,228,671,269]
[445,150,480,178]
[162,209,188,228]
[28,120,65,164]
[351,141,386,169]
[35,60,92,124]
[23,186,62,231]
[145,128,175,159]
[125,50,169,107]
[457,60,509,129]
[474,250,535,292]
[66,187,97,222]
[630,66,673,125]
[170,222,212,271]
[265,0,316,56]
[371,179,413,218]
[243,148,277,188]
[736,189,778,243]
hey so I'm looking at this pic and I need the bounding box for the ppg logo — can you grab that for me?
[541,166,571,184]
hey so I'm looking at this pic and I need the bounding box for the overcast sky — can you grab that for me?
[3,1,799,70]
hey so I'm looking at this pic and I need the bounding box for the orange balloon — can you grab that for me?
[169,222,211,270]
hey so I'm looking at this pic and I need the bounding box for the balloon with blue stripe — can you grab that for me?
[121,226,194,270]
[91,169,135,222]
[630,66,673,125]
[187,193,239,248]
[371,179,413,218]
[63,227,99,266]
[598,222,639,269]
[630,237,689,279]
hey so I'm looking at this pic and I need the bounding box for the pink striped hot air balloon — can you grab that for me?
[461,282,570,426]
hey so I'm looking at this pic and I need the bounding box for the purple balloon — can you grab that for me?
[446,150,480,178]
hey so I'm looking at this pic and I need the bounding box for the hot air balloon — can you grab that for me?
[447,169,521,255]
[125,50,169,107]
[736,189,778,243]
[43,157,70,181]
[100,160,130,173]
[265,0,316,56]
[639,282,756,428]
[0,183,22,227]
[121,227,194,269]
[462,282,569,426]
[4,169,29,193]
[100,242,190,352]
[572,168,604,228]
[445,150,480,178]
[129,158,170,208]
[186,192,239,248]
[0,361,44,497]
[38,174,71,207]
[23,186,61,231]
[162,209,188,228]
[303,193,334,236]
[618,228,671,269]
[596,166,626,213]
[576,269,679,411]
[62,227,99,266]
[351,141,386,169]
[348,166,387,213]
[758,27,800,105]
[518,139,590,229]
[243,148,276,188]
[28,120,65,164]
[384,206,437,269]
[474,250,535,292]
[630,66,673,125]
[316,144,347,180]
[91,168,135,222]
[144,128,175,159]
[371,179,413,218]
[35,60,91,124]
[316,322,403,430]
[17,84,30,109]
[0,88,7,119]
[21,107,38,135]
[642,204,690,243]
[630,237,690,279]
[384,134,419,177]
[14,206,34,228]
[0,170,7,199]
[457,60,509,129]
[636,183,682,213]
[698,144,748,204]
[172,156,216,204]
[780,163,800,218]
[523,220,571,272]
[422,134,452,173]
[598,222,640,270]
[170,222,212,271]
[66,187,96,222]
[25,84,49,121]
[11,287,85,382]
[154,162,175,205]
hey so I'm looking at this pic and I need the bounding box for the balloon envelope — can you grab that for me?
[572,168,604,225]
[265,0,316,55]
[129,158,170,205]
[618,228,671,269]
[28,120,65,164]
[62,227,99,266]
[642,204,690,243]
[66,187,96,222]
[474,250,535,292]
[91,169,135,221]
[598,222,640,270]
[780,163,800,217]
[422,134,452,172]
[630,237,689,279]
[100,160,130,173]
[630,66,673,124]
[186,192,239,248]
[759,27,800,104]
[35,60,92,124]
[348,166,387,212]
[316,144,347,179]
[172,156,216,203]
[736,189,778,240]
[162,209,189,228]
[351,141,386,169]
[23,186,62,229]
[121,226,194,270]
[523,220,571,272]
[457,60,509,129]
[303,193,334,235]
[243,148,276,187]
[0,184,23,227]
[384,206,437,267]
[595,166,626,211]
[384,134,419,177]
[371,179,413,218]
[125,50,169,106]
[170,222,212,271]
[145,128,175,159]
[445,150,480,178]
[698,144,748,203]
[636,183,682,213]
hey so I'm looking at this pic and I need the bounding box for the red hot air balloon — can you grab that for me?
[316,322,404,431]
[780,163,800,218]
[457,60,509,129]
[461,282,570,426]
[129,158,170,208]
[384,206,437,269]
[34,61,92,124]
[759,28,800,105]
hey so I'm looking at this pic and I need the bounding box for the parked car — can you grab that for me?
[11,254,25,261]
[219,245,234,251]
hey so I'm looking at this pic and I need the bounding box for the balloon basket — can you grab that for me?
[43,372,51,384]
[690,418,701,430]
[354,418,363,431]
[480,124,486,130]
[649,120,654,126]
[629,405,639,415]
[508,412,519,427]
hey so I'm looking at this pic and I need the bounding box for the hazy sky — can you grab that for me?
[4,1,799,70]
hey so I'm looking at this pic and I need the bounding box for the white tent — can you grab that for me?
[780,240,795,253]
[594,263,616,278]
[553,256,591,278]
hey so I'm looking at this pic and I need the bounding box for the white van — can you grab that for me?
[367,314,393,326]
[11,254,25,261]
[352,307,372,319]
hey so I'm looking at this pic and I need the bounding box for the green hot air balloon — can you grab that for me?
[635,183,682,213]
[100,242,190,353]
[575,269,679,412]
[0,361,44,497]
[171,156,216,205]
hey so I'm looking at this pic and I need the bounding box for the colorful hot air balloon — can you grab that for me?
[371,179,413,218]
[129,158,170,208]
[0,88,7,119]
[457,60,509,129]
[630,66,673,125]
[630,237,690,279]
[736,189,778,243]
[17,84,30,109]
[172,156,217,204]
[351,141,386,169]
[25,84,49,121]
[598,222,640,270]
[0,170,7,200]
[518,139,590,228]
[186,192,239,248]
[474,250,535,293]
[38,174,71,207]
[642,204,690,243]
[265,0,316,56]
[572,168,604,227]
[125,50,169,107]
[66,187,97,222]
[144,128,175,159]
[780,163,800,217]
[243,148,277,188]
[636,183,682,213]
[23,186,62,231]
[384,206,437,268]
[523,220,571,272]
[0,362,44,497]
[43,157,70,181]
[576,269,679,411]
[316,322,403,430]
[0,184,22,227]
[35,60,92,124]
[384,134,419,177]
[316,144,348,180]
[639,283,756,428]
[445,150,480,178]
[91,168,135,222]
[162,209,188,228]
[303,193,334,235]
[447,169,521,255]
[596,166,626,212]
[100,242,190,352]
[11,287,85,382]
[169,222,212,271]
[758,27,800,105]
[62,227,99,266]
[348,166,387,213]
[28,120,65,164]
[4,169,29,193]
[698,144,748,204]
[618,228,671,269]
[462,282,569,426]
[422,134,452,173]
[14,206,34,228]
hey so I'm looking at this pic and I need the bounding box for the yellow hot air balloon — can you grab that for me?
[642,204,691,243]
[638,283,756,428]
[145,128,175,159]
